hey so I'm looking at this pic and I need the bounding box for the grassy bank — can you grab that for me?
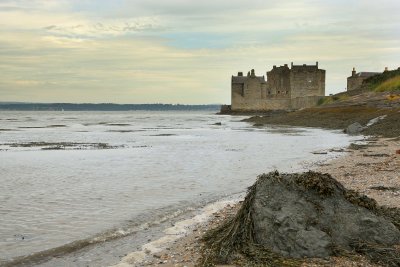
[365,68,400,91]
[375,76,400,92]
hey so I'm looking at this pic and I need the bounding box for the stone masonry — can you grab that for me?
[231,62,325,111]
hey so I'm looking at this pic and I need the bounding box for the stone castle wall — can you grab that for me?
[232,96,291,111]
[289,66,325,98]
[266,65,291,96]
[231,63,325,111]
[232,95,322,111]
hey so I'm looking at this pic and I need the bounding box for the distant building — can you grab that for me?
[231,62,325,111]
[347,68,381,91]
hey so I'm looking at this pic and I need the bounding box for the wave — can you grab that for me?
[0,205,198,267]
[1,192,245,267]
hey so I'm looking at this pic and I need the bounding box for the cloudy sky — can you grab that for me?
[0,0,399,104]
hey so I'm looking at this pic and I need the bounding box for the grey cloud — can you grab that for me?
[1,0,400,103]
[44,25,57,30]
[0,0,67,11]
[111,0,279,18]
[43,18,165,38]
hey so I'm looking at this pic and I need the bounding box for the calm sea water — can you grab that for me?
[0,111,356,266]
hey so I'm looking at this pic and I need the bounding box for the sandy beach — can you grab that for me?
[120,136,400,267]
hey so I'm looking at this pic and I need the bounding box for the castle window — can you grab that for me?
[286,91,289,94]
[278,91,280,94]
[268,91,271,95]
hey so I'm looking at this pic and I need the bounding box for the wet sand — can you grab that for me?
[126,137,400,267]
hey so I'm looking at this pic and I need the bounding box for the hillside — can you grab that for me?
[318,68,400,108]
[244,70,400,137]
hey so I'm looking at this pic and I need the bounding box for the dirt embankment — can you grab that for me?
[244,106,400,138]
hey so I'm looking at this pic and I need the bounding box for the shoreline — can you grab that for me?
[134,136,400,267]
[112,199,243,267]
[1,112,355,267]
[242,106,400,138]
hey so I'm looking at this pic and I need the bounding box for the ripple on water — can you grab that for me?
[0,111,357,265]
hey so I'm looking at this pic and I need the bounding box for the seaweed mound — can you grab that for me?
[201,171,400,267]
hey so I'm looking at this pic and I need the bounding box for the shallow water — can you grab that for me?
[0,111,356,265]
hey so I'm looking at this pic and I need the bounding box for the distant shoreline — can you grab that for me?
[0,103,221,111]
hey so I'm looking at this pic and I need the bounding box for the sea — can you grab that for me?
[0,110,358,266]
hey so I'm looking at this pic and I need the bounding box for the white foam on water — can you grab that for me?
[112,199,239,267]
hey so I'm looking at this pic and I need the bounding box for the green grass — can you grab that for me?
[317,94,349,106]
[363,68,400,91]
[374,76,400,92]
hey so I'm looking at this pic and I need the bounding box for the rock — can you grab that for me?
[362,153,390,157]
[202,171,400,265]
[312,151,328,155]
[369,185,399,192]
[213,122,222,125]
[251,172,400,258]
[344,122,365,135]
[366,115,387,127]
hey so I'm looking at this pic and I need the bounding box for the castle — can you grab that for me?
[231,62,325,111]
